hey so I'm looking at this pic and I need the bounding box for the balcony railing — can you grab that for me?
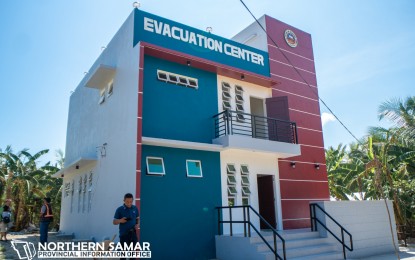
[213,110,298,144]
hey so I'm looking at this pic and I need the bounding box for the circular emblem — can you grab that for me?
[284,29,298,48]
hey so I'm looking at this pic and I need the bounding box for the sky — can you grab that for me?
[0,0,414,164]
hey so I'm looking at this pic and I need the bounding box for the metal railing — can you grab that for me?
[213,110,298,144]
[216,205,286,260]
[310,203,353,259]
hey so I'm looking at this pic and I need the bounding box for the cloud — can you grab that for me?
[322,112,336,126]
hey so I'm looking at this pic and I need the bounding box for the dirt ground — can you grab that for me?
[0,232,73,260]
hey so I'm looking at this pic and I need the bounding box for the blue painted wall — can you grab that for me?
[140,145,222,260]
[143,55,218,143]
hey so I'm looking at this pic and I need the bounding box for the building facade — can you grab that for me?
[56,8,329,259]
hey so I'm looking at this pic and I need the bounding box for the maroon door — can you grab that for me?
[265,96,292,143]
[257,175,277,229]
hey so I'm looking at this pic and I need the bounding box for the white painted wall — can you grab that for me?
[217,75,272,115]
[220,149,283,235]
[316,200,399,259]
[60,11,140,242]
[231,15,268,52]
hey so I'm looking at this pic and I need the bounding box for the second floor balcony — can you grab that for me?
[212,110,301,157]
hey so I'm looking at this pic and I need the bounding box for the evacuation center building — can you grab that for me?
[55,7,397,260]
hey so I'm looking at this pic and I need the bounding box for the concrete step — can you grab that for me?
[254,237,331,251]
[290,250,344,260]
[254,229,319,242]
[260,243,338,258]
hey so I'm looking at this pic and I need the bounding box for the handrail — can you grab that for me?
[213,110,295,125]
[309,203,353,259]
[216,205,286,260]
[213,110,298,144]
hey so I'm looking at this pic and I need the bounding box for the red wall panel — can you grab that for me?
[278,161,328,181]
[288,110,323,131]
[284,93,321,115]
[268,46,315,73]
[270,60,317,86]
[283,219,311,229]
[281,200,313,219]
[272,80,319,100]
[280,180,330,199]
[296,128,325,147]
[266,16,330,229]
[289,145,326,163]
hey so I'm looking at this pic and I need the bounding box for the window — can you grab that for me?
[70,180,74,213]
[146,157,165,175]
[241,176,250,186]
[227,175,237,185]
[235,85,245,120]
[64,183,70,197]
[107,80,114,97]
[98,90,105,104]
[222,81,232,112]
[235,94,244,102]
[226,163,238,203]
[157,70,168,81]
[237,113,245,121]
[78,177,82,213]
[242,197,249,206]
[235,85,244,92]
[88,172,93,212]
[222,82,231,90]
[227,164,236,174]
[222,91,232,99]
[242,186,251,196]
[157,70,198,89]
[223,100,231,110]
[186,160,203,178]
[228,197,235,207]
[236,104,244,112]
[188,79,198,88]
[168,74,178,83]
[241,165,249,175]
[228,186,237,196]
[178,77,188,86]
[82,174,87,213]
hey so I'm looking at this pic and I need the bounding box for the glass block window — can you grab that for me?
[226,163,237,205]
[235,85,245,122]
[64,183,71,197]
[157,70,198,89]
[227,175,237,185]
[222,82,232,111]
[241,165,249,175]
[228,186,237,196]
[242,197,249,206]
[228,197,235,207]
[241,175,250,186]
[227,164,236,174]
[146,157,166,175]
[99,90,105,104]
[107,80,114,97]
[242,186,251,196]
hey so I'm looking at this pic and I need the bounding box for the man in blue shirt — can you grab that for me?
[113,193,140,260]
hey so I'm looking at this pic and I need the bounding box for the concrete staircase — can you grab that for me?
[216,228,343,260]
